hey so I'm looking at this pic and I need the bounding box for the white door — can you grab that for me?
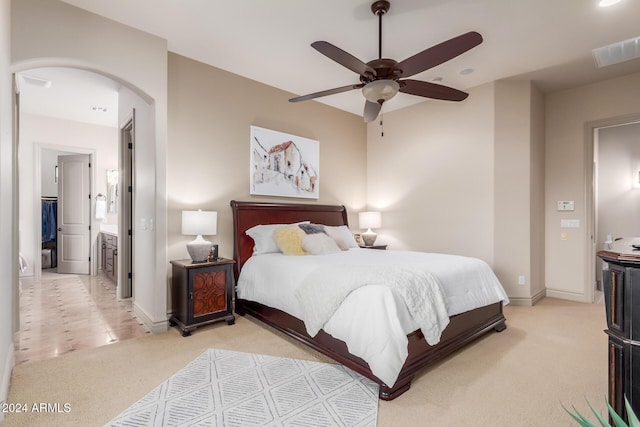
[57,154,91,274]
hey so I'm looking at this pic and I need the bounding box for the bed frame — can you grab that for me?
[230,200,506,400]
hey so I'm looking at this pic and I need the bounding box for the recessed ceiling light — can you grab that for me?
[459,68,475,75]
[599,0,622,7]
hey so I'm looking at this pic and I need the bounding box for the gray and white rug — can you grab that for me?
[106,349,379,427]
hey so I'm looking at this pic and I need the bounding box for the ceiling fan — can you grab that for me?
[289,0,483,122]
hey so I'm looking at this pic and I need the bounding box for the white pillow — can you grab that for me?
[246,222,309,255]
[302,232,342,255]
[323,225,360,248]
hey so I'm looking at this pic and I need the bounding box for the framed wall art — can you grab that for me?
[250,125,319,199]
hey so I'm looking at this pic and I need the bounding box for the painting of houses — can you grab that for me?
[250,126,319,199]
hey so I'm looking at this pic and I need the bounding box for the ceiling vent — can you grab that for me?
[592,36,640,68]
[20,74,52,88]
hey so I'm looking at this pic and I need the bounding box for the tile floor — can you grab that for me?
[14,269,150,365]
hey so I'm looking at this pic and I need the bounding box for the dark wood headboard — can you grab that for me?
[230,200,349,279]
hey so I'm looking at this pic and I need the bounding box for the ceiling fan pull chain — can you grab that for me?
[380,108,384,137]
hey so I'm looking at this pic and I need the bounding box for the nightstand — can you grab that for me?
[170,258,235,336]
[360,244,387,250]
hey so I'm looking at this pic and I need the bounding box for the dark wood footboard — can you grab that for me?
[236,298,506,400]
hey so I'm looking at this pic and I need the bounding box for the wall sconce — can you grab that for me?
[182,210,217,262]
[359,211,382,246]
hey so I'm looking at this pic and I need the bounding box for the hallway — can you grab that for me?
[14,270,149,365]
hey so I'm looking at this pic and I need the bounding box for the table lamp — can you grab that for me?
[182,210,217,262]
[359,211,381,246]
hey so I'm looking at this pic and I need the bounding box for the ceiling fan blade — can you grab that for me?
[312,41,376,77]
[399,79,468,101]
[363,100,382,122]
[395,31,483,78]
[289,84,364,103]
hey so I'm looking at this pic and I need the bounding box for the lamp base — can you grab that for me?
[361,229,377,246]
[186,235,212,263]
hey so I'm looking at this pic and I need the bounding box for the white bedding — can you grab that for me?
[237,248,508,387]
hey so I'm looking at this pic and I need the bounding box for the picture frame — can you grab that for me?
[250,125,319,199]
[353,233,364,246]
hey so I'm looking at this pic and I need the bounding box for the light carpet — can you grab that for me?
[105,348,379,427]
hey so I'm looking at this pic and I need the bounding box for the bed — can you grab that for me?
[230,200,507,400]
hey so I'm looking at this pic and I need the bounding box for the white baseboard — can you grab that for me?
[546,288,591,303]
[0,342,15,422]
[507,289,547,306]
[133,302,168,334]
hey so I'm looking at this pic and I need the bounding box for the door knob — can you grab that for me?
[57,228,62,231]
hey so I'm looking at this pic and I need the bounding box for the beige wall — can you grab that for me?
[494,81,535,301]
[167,53,367,263]
[366,83,496,261]
[546,72,640,302]
[366,81,546,305]
[530,85,546,300]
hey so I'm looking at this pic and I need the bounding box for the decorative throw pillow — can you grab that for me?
[302,232,342,255]
[273,225,308,256]
[323,225,359,249]
[246,221,309,255]
[298,223,326,235]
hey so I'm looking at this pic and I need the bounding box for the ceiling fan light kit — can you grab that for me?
[362,79,399,103]
[288,0,483,122]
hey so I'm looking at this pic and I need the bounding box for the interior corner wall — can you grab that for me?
[529,84,546,301]
[166,53,367,265]
[493,80,533,302]
[0,0,14,415]
[546,72,640,302]
[366,83,496,264]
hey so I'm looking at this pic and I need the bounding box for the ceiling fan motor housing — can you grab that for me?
[371,1,390,16]
[361,58,401,84]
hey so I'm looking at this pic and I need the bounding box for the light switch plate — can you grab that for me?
[560,219,580,228]
[557,200,575,211]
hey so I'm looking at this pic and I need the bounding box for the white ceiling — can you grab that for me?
[19,0,640,126]
[18,67,119,127]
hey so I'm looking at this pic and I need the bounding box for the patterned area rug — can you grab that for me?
[106,349,379,426]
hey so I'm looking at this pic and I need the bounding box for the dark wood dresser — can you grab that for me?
[170,258,236,336]
[597,249,640,421]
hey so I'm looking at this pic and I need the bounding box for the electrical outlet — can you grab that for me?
[518,275,525,285]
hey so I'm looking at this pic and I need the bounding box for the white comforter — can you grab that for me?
[295,264,450,346]
[237,248,508,387]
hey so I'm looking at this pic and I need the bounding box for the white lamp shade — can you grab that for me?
[359,211,381,230]
[182,210,217,236]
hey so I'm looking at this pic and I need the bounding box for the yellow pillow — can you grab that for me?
[273,225,307,256]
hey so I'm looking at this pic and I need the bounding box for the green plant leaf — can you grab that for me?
[607,401,629,427]
[624,397,640,427]
[588,400,612,427]
[562,402,604,427]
